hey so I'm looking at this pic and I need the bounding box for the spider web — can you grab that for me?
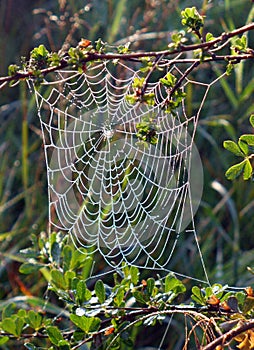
[30,57,223,284]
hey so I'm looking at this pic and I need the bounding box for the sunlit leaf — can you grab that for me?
[147,278,156,296]
[164,274,186,295]
[26,310,43,330]
[19,262,44,274]
[243,159,252,180]
[223,140,244,156]
[47,326,64,345]
[130,266,139,285]
[238,139,249,155]
[50,269,67,290]
[225,160,247,180]
[1,316,25,337]
[133,291,149,304]
[239,134,254,146]
[58,340,71,350]
[70,314,100,333]
[114,288,125,307]
[191,286,205,304]
[206,32,215,42]
[0,336,9,345]
[250,114,254,128]
[95,280,106,304]
[76,280,92,305]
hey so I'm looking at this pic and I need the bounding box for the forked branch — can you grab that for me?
[0,22,253,88]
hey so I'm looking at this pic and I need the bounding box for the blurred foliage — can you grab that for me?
[0,0,254,348]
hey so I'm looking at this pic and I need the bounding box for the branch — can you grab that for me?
[106,308,217,350]
[168,60,200,98]
[0,22,253,88]
[202,319,254,350]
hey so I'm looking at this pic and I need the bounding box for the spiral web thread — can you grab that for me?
[30,57,224,284]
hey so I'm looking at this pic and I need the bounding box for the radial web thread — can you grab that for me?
[30,58,223,283]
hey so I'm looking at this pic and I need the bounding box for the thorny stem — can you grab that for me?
[0,22,253,88]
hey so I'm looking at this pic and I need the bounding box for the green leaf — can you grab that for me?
[37,44,49,57]
[95,280,106,304]
[46,326,64,345]
[58,340,71,350]
[206,32,215,42]
[238,139,249,155]
[164,274,186,295]
[142,93,155,106]
[31,44,49,59]
[64,270,76,290]
[243,159,252,180]
[232,35,247,52]
[117,43,130,54]
[235,291,246,306]
[114,288,125,307]
[73,330,85,342]
[50,269,67,290]
[226,62,234,75]
[133,291,149,304]
[130,266,139,285]
[81,256,93,280]
[70,249,88,270]
[76,280,91,305]
[125,94,138,104]
[160,72,177,87]
[63,246,73,272]
[0,336,9,345]
[146,278,155,296]
[250,114,254,128]
[27,310,42,330]
[1,316,25,337]
[210,284,227,299]
[70,314,100,333]
[8,64,19,76]
[239,134,254,146]
[19,262,44,274]
[1,318,17,336]
[17,309,26,318]
[181,7,204,32]
[223,140,244,156]
[191,286,205,305]
[225,160,247,180]
[15,316,25,336]
[132,77,145,88]
[50,241,61,265]
[2,303,16,319]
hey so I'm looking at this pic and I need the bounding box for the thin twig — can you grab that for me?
[0,22,253,88]
[169,60,200,98]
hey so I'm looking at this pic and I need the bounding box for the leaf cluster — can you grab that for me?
[181,7,204,36]
[1,232,254,349]
[160,72,186,114]
[224,115,254,180]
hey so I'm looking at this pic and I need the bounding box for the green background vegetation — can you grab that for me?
[0,0,254,348]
